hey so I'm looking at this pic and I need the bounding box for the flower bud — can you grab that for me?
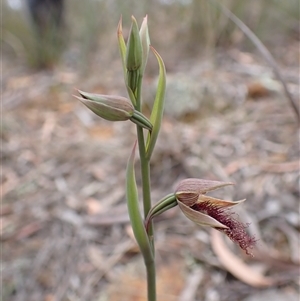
[75,90,153,131]
[126,16,143,72]
[175,178,256,255]
[75,90,134,121]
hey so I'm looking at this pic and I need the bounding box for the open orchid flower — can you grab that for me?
[175,178,256,255]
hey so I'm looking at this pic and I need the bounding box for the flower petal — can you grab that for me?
[175,178,234,206]
[178,202,228,228]
[197,195,245,208]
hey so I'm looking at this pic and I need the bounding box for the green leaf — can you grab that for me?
[146,47,166,159]
[126,142,153,261]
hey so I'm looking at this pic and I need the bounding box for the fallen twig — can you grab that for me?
[211,0,300,124]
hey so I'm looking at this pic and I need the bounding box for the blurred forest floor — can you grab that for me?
[2,2,300,301]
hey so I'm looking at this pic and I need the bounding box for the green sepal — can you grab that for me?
[146,47,166,159]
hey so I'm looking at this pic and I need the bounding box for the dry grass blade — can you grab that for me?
[211,0,300,123]
[211,229,274,288]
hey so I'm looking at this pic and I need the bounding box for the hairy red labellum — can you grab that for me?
[191,201,256,255]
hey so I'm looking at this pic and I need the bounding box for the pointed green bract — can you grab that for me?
[146,47,166,159]
[145,194,177,232]
[126,84,137,107]
[126,142,153,261]
[139,15,150,73]
[117,17,127,78]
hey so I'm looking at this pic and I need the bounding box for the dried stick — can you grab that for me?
[212,0,300,123]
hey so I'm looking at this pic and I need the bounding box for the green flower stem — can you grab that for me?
[135,71,156,300]
[136,116,155,244]
[135,72,143,111]
[136,129,156,301]
[126,142,156,301]
[135,73,152,223]
[136,129,151,214]
[146,259,156,301]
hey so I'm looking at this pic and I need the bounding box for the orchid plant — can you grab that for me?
[75,16,256,301]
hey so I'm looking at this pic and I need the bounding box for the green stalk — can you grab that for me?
[137,126,156,301]
[136,72,156,300]
[136,73,154,236]
[146,258,156,301]
[126,141,156,301]
[136,129,151,216]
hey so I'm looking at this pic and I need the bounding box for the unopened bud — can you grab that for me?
[126,16,143,72]
[75,90,153,131]
[75,90,134,121]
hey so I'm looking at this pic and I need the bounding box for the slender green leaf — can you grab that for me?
[126,142,153,261]
[146,47,166,159]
